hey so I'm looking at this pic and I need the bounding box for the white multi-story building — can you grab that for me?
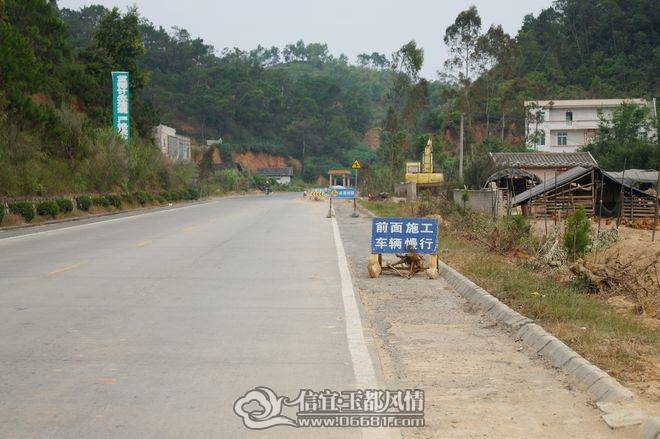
[524,99,655,153]
[153,124,192,162]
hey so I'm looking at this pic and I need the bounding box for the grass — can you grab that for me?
[361,198,659,387]
[361,200,413,217]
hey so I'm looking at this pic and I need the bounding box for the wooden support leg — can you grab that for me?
[426,253,439,279]
[368,253,382,278]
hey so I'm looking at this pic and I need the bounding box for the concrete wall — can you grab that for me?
[452,189,505,216]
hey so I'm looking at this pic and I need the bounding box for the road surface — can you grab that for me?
[0,194,636,438]
[0,194,374,438]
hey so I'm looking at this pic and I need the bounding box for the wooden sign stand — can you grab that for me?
[368,252,439,279]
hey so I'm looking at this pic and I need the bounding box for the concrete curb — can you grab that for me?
[439,261,634,403]
[439,261,660,436]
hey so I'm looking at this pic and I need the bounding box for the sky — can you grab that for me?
[58,0,553,79]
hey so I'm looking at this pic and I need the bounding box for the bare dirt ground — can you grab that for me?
[335,201,637,438]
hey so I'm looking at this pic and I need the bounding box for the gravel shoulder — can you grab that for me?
[334,201,636,438]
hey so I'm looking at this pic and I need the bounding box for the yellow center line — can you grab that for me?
[48,262,83,276]
[135,240,152,248]
[181,225,199,232]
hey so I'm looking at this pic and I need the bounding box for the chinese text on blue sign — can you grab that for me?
[329,188,356,199]
[112,71,130,140]
[371,217,438,254]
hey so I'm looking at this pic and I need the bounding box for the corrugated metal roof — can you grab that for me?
[490,152,598,169]
[603,169,658,186]
[512,166,591,205]
[512,167,656,206]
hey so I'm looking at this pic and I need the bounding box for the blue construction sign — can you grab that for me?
[328,188,356,199]
[371,217,438,254]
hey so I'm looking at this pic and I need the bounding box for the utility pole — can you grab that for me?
[616,158,627,229]
[653,165,659,242]
[459,113,464,182]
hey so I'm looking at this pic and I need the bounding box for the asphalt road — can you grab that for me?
[0,194,370,438]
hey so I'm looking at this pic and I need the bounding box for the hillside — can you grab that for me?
[60,6,396,180]
[1,0,657,197]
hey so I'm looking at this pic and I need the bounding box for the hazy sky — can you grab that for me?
[58,0,553,78]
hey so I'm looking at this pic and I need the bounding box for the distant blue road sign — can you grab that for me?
[371,217,438,254]
[329,188,356,199]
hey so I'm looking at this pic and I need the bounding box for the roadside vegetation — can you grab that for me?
[0,188,200,228]
[362,197,659,401]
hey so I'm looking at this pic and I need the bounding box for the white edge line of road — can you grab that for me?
[331,217,377,388]
[332,216,402,439]
[0,200,213,244]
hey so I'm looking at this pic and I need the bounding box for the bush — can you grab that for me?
[56,198,74,213]
[167,190,181,201]
[564,208,592,258]
[121,193,134,205]
[489,214,530,253]
[187,187,200,200]
[76,195,92,211]
[0,204,4,224]
[156,195,167,204]
[36,200,60,218]
[10,201,36,222]
[134,191,149,205]
[92,195,110,208]
[107,194,122,209]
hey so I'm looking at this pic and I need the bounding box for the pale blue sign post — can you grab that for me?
[112,71,130,140]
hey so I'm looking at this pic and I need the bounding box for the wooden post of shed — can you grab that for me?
[616,159,626,230]
[653,166,659,242]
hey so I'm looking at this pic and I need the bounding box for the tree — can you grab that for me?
[475,25,517,136]
[583,103,659,170]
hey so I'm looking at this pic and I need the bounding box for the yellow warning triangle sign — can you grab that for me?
[351,160,361,169]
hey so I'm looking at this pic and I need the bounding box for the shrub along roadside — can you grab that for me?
[2,188,203,227]
[107,194,122,209]
[36,200,60,218]
[9,201,36,222]
[56,198,74,213]
[92,195,110,208]
[76,195,92,211]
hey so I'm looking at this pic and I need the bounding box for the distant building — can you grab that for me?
[257,167,294,185]
[206,138,223,146]
[524,99,655,153]
[153,124,192,162]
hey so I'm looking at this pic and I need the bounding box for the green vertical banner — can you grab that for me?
[112,71,130,140]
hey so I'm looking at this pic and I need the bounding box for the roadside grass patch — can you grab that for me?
[361,200,410,217]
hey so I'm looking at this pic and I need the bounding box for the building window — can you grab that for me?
[557,131,568,146]
[565,111,573,121]
[537,131,545,146]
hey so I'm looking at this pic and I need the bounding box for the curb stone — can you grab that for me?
[438,260,657,436]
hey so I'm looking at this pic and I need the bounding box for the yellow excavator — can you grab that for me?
[404,139,444,187]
